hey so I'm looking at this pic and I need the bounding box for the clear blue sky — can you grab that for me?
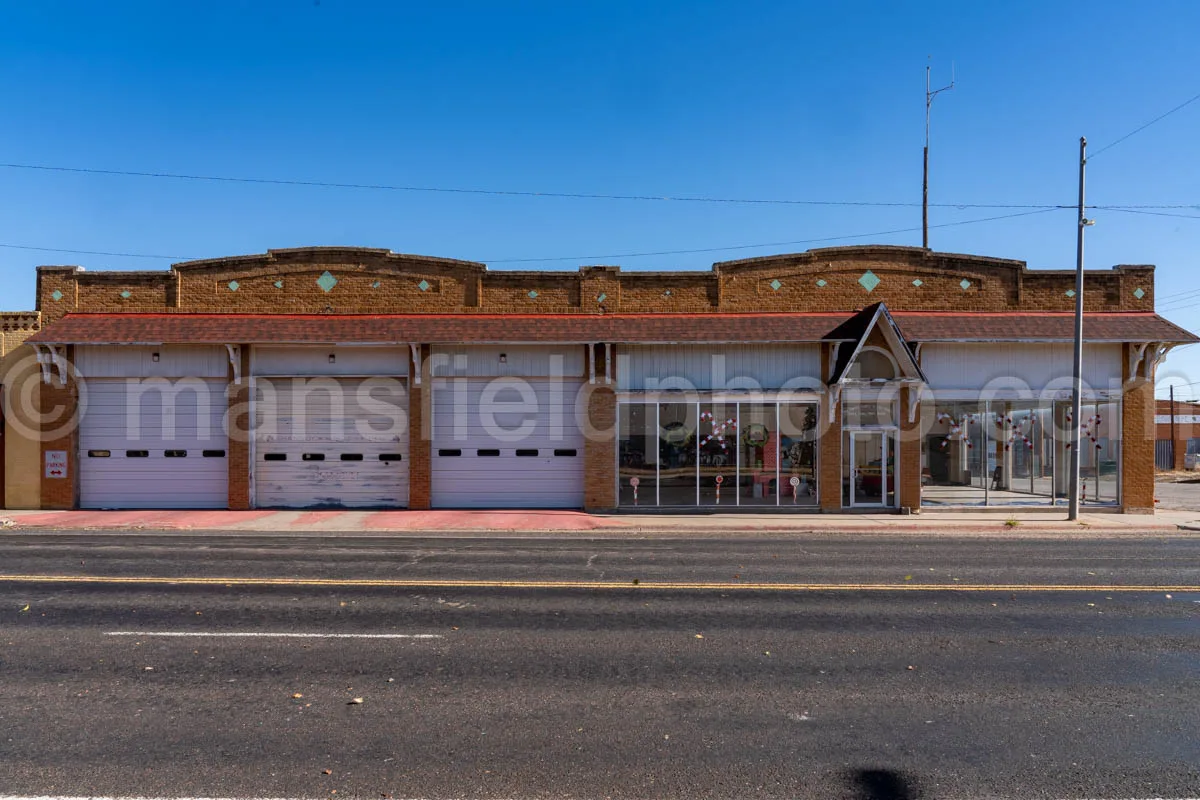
[1,1,1197,395]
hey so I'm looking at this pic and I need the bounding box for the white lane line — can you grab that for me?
[104,631,443,639]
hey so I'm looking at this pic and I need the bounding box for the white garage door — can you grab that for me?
[431,378,585,508]
[80,378,229,509]
[254,377,409,509]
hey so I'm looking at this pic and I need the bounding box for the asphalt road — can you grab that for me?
[1155,477,1200,511]
[1,532,1198,800]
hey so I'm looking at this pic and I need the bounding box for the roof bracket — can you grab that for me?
[409,343,421,385]
[828,384,842,424]
[1148,342,1172,378]
[907,385,924,425]
[33,345,68,386]
[224,345,242,385]
[1129,342,1150,379]
[51,346,68,385]
[33,345,52,385]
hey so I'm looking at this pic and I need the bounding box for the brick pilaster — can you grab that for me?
[1121,345,1155,513]
[40,347,79,509]
[584,383,617,511]
[819,395,842,512]
[407,345,431,509]
[899,387,922,511]
[227,346,252,510]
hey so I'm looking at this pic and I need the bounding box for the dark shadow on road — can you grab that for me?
[850,768,919,800]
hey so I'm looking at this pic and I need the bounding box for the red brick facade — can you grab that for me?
[13,244,1195,514]
[34,246,1159,324]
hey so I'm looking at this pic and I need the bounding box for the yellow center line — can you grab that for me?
[0,574,1196,592]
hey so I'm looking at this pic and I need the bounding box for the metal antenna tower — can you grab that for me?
[923,62,955,249]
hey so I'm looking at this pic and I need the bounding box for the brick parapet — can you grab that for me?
[29,246,1156,319]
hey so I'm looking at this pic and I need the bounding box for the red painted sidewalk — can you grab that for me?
[1,507,1197,535]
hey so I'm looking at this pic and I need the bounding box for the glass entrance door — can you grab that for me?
[849,431,889,507]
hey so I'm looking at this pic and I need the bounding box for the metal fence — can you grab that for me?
[1155,439,1175,471]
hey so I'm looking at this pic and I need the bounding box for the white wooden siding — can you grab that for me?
[430,345,585,378]
[75,346,229,378]
[254,377,410,509]
[920,343,1123,392]
[430,378,585,508]
[619,344,822,391]
[253,346,410,377]
[79,378,229,509]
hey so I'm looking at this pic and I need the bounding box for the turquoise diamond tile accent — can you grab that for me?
[959,278,972,290]
[663,289,672,297]
[273,280,284,289]
[228,281,240,292]
[1133,287,1145,299]
[528,290,539,299]
[858,270,881,293]
[1065,289,1076,298]
[769,279,783,291]
[371,280,381,289]
[316,271,338,292]
[816,279,827,288]
[912,278,923,287]
[51,289,63,301]
[417,280,431,291]
[597,293,607,303]
[119,290,132,299]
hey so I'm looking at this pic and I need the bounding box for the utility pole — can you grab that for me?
[1068,137,1092,520]
[923,63,955,249]
[1171,384,1177,469]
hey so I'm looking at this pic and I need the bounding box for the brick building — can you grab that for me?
[1154,398,1200,471]
[2,244,1194,513]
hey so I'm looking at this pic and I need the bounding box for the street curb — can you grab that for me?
[2,525,1199,540]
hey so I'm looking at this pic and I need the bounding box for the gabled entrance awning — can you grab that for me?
[824,302,928,385]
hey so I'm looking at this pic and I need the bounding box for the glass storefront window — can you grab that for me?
[658,402,698,506]
[922,403,988,507]
[780,403,818,505]
[843,400,897,427]
[738,404,778,506]
[699,403,738,506]
[921,399,1120,508]
[1082,401,1120,505]
[617,400,819,508]
[618,404,656,507]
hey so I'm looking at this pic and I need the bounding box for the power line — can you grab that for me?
[1089,90,1200,159]
[1092,204,1200,210]
[0,243,192,260]
[0,207,1064,266]
[1,161,1066,208]
[3,162,1198,214]
[486,208,1063,263]
[1101,207,1200,221]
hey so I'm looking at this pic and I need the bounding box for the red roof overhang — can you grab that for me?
[24,311,1198,346]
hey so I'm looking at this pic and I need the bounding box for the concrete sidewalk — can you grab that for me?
[2,507,1199,535]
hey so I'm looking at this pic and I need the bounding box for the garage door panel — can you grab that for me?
[254,377,409,509]
[80,378,229,509]
[431,378,585,509]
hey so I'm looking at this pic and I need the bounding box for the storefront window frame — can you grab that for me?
[920,394,1122,509]
[615,394,820,509]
